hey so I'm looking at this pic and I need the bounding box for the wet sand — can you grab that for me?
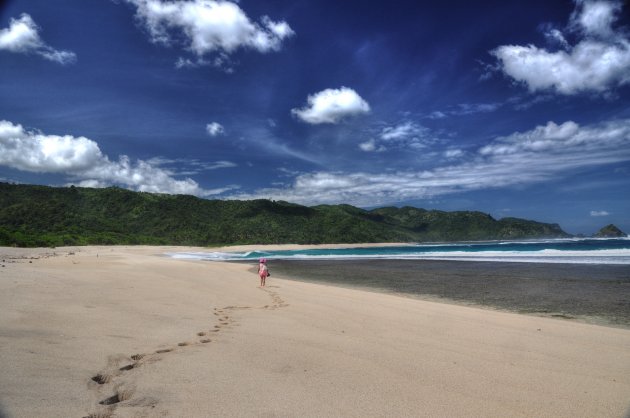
[269,259,630,328]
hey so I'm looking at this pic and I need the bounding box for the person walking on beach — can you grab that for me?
[258,258,269,287]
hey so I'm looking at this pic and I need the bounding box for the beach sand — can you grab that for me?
[0,245,629,418]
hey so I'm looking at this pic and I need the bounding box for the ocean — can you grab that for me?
[168,237,630,264]
[167,238,630,328]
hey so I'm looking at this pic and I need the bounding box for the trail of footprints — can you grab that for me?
[83,287,288,418]
[260,287,290,309]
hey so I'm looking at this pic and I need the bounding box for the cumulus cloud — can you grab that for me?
[0,120,103,172]
[0,13,76,64]
[228,118,630,206]
[570,0,622,38]
[206,122,225,136]
[0,120,228,196]
[127,0,294,67]
[292,87,370,124]
[491,0,630,95]
[590,210,610,216]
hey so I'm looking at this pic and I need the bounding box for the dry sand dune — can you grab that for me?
[0,246,629,417]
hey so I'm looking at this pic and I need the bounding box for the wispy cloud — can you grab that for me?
[590,210,610,217]
[359,121,438,152]
[428,103,502,119]
[146,157,237,175]
[0,14,76,64]
[229,117,630,206]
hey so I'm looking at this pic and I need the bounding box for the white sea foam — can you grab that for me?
[167,248,630,264]
[167,251,249,260]
[371,249,630,264]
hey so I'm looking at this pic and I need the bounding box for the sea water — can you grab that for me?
[168,237,630,265]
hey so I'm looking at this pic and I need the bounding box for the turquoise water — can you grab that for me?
[169,237,630,265]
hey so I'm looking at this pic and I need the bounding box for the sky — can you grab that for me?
[1,0,630,235]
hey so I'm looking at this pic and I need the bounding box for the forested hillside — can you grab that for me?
[0,183,569,247]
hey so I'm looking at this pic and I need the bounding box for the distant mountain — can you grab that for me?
[593,224,627,238]
[0,183,570,247]
[370,206,567,241]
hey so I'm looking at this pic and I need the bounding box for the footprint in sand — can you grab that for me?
[99,386,135,406]
[85,299,275,416]
[119,363,136,371]
[83,409,114,418]
[91,373,112,385]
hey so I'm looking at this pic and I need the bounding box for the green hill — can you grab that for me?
[593,224,627,238]
[0,183,569,247]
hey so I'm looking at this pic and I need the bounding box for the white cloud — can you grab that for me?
[146,157,237,175]
[127,0,294,67]
[444,149,464,159]
[377,121,436,150]
[359,139,378,152]
[456,103,501,115]
[492,41,630,95]
[543,27,570,49]
[0,14,76,64]
[202,160,236,170]
[292,87,370,124]
[427,103,501,119]
[0,120,103,172]
[0,120,228,196]
[206,122,225,136]
[570,0,622,38]
[428,111,447,119]
[228,118,630,206]
[478,121,582,155]
[380,122,422,141]
[491,0,630,95]
[590,210,610,216]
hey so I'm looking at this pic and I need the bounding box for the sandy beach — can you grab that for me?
[0,245,629,418]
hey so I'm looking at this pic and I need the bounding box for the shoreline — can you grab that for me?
[1,245,629,417]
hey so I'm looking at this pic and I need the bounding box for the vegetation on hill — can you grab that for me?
[593,224,627,238]
[0,183,569,247]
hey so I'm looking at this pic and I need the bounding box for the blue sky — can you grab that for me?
[1,0,630,234]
